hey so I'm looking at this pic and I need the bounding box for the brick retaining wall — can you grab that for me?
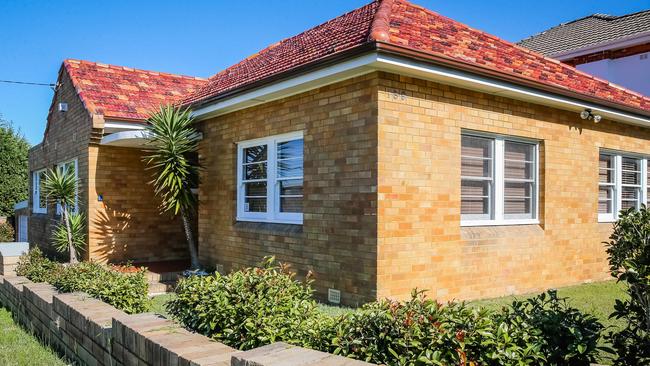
[0,274,375,366]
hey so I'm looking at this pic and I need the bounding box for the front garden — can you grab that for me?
[6,205,650,365]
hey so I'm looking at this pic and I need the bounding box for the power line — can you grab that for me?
[0,79,55,87]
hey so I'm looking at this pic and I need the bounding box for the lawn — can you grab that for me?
[0,306,67,366]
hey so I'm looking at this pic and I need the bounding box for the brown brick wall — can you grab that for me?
[197,74,379,305]
[87,145,188,263]
[376,72,650,302]
[28,69,92,259]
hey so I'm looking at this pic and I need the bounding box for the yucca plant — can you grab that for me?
[143,105,200,269]
[43,167,82,263]
[53,212,86,257]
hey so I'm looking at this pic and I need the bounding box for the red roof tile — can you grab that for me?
[185,0,650,114]
[64,59,207,121]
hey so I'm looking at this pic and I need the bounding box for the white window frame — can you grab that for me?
[598,150,649,222]
[461,132,539,227]
[236,131,303,225]
[32,169,47,214]
[56,159,79,215]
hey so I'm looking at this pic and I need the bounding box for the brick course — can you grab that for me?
[198,71,649,304]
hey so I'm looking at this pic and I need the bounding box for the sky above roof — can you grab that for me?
[1,0,649,145]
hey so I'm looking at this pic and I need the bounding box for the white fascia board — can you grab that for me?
[191,53,379,120]
[191,51,650,127]
[551,31,650,60]
[100,130,150,147]
[104,120,147,132]
[374,53,650,127]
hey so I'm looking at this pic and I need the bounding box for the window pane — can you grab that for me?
[599,154,615,184]
[277,159,303,178]
[598,186,614,214]
[38,171,47,209]
[621,157,641,185]
[277,139,303,160]
[505,160,533,180]
[245,163,267,180]
[461,135,492,178]
[245,182,267,197]
[245,145,267,163]
[505,141,534,162]
[461,180,490,215]
[504,141,534,180]
[504,182,532,215]
[621,186,640,210]
[279,179,302,213]
[280,179,303,196]
[244,182,267,213]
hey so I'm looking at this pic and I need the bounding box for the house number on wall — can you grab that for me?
[388,89,407,101]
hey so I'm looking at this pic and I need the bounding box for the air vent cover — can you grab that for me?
[327,288,341,304]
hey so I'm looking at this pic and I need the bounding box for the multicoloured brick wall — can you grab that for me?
[197,73,379,306]
[376,71,650,302]
[87,145,188,263]
[28,69,93,259]
[198,71,650,305]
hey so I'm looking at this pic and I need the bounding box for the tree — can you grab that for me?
[0,115,29,217]
[43,168,82,263]
[143,105,200,269]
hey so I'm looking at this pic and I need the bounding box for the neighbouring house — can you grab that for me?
[26,59,206,263]
[518,10,650,96]
[179,0,650,306]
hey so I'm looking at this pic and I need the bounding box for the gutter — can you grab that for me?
[191,46,650,127]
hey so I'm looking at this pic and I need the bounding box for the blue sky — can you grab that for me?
[1,0,648,145]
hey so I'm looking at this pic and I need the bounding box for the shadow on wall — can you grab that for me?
[89,145,190,264]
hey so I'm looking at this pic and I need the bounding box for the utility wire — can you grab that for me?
[0,79,55,87]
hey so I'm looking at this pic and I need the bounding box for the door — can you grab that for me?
[17,216,27,242]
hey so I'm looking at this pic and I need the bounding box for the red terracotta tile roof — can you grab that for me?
[64,59,207,121]
[185,0,650,114]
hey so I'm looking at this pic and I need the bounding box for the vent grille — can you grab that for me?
[327,289,341,304]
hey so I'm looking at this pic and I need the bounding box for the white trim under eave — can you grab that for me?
[191,51,650,128]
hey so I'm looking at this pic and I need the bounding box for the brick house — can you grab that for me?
[178,0,650,305]
[27,59,206,263]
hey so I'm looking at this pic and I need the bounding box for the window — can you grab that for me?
[598,151,649,222]
[237,132,303,224]
[32,169,47,214]
[461,133,538,226]
[56,159,78,215]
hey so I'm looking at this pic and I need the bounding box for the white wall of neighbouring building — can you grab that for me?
[577,52,650,96]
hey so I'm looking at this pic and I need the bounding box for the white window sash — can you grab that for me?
[32,169,47,214]
[236,131,303,225]
[56,159,79,215]
[600,152,649,222]
[461,133,539,227]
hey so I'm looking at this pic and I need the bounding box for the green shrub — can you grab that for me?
[0,222,14,242]
[52,213,86,257]
[15,249,149,315]
[332,290,545,366]
[15,248,62,283]
[51,262,150,314]
[167,257,332,350]
[502,290,603,366]
[605,207,650,365]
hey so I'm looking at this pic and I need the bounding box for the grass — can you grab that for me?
[0,306,67,366]
[151,293,175,318]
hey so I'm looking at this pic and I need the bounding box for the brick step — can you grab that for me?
[147,280,177,296]
[145,270,182,283]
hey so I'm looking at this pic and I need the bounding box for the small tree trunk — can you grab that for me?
[180,206,200,270]
[62,204,77,264]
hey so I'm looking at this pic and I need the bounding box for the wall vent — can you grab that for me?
[327,288,341,304]
[58,102,68,112]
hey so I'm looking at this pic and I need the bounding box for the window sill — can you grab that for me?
[461,219,539,227]
[236,217,303,226]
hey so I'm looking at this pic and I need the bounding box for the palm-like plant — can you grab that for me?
[143,105,200,269]
[43,168,81,263]
[53,212,86,256]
